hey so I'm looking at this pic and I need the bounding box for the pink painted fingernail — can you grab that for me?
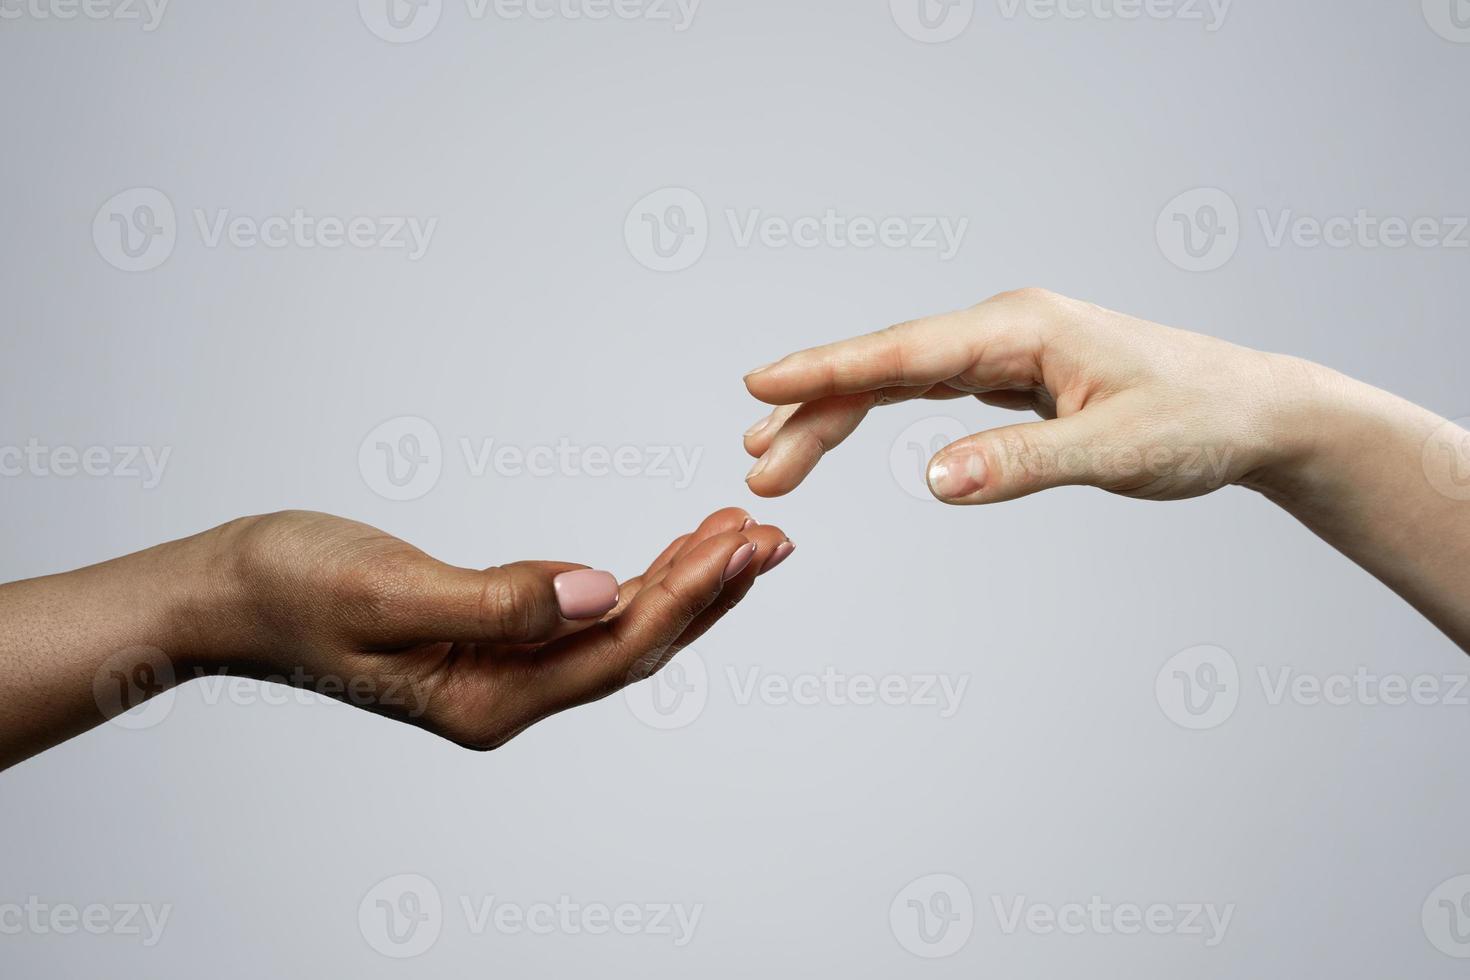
[759,541,795,576]
[740,517,757,531]
[928,454,988,500]
[723,543,758,582]
[553,570,619,620]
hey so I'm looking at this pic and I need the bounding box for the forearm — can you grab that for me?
[0,530,228,771]
[1249,360,1470,651]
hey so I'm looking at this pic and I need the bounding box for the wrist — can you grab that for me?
[1238,354,1417,508]
[160,517,261,676]
[1236,354,1353,503]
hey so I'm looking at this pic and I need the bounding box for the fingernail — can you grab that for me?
[759,541,795,576]
[740,517,757,531]
[554,569,620,620]
[723,543,758,582]
[744,416,773,439]
[746,455,769,482]
[928,454,988,500]
[744,361,777,380]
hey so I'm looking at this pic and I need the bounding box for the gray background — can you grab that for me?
[3,0,1469,976]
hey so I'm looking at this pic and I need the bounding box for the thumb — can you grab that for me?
[926,413,1114,505]
[395,561,621,645]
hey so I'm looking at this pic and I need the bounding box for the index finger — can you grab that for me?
[742,294,1048,406]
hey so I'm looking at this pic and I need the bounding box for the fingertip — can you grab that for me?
[744,414,774,441]
[744,461,791,498]
[746,442,817,499]
[736,524,794,578]
[704,506,754,532]
[678,530,756,580]
[745,479,789,499]
[743,362,776,386]
[759,540,795,576]
[743,368,788,405]
[722,542,758,582]
[637,532,751,615]
[657,510,753,572]
[929,449,986,494]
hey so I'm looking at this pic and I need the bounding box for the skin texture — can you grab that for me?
[0,508,794,772]
[742,287,1470,651]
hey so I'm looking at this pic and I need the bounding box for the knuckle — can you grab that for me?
[995,286,1059,306]
[992,433,1051,485]
[878,326,916,380]
[786,427,830,457]
[650,578,715,633]
[628,644,681,685]
[480,568,538,641]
